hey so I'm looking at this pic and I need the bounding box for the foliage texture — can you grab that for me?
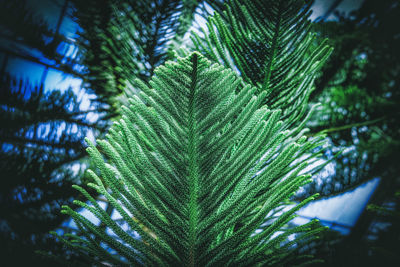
[193,0,332,123]
[57,53,326,266]
[70,0,199,111]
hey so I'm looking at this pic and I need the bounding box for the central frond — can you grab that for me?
[59,53,324,266]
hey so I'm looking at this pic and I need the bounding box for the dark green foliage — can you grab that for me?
[188,0,337,192]
[0,0,212,265]
[190,0,334,199]
[193,0,332,122]
[300,0,400,199]
[70,0,200,111]
[293,0,400,266]
[57,53,327,266]
[54,0,337,265]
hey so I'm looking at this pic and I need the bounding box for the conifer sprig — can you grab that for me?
[55,53,325,266]
[193,0,332,123]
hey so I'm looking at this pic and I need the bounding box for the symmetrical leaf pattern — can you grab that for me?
[57,53,326,266]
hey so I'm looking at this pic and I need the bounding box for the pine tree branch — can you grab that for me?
[307,116,386,137]
[262,0,283,90]
[0,46,84,79]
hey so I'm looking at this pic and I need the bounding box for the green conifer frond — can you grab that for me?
[71,0,200,110]
[57,53,325,266]
[192,0,332,122]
